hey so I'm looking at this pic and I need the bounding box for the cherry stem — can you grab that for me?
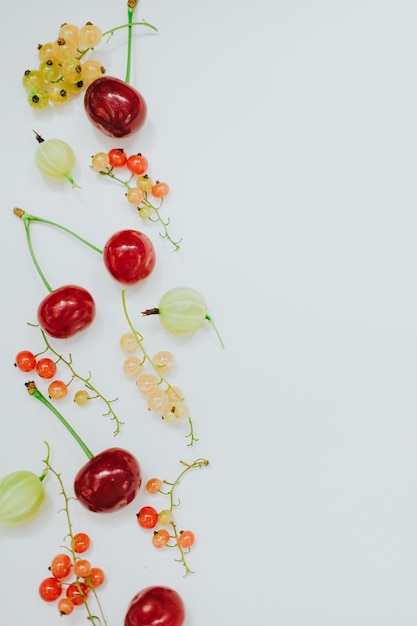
[13,208,102,292]
[26,381,94,460]
[125,4,135,84]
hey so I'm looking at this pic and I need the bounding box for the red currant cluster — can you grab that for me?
[23,22,105,109]
[91,148,181,250]
[14,326,122,434]
[136,459,209,575]
[39,532,105,615]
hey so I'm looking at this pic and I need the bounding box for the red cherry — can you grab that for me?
[103,229,156,285]
[84,76,147,138]
[37,285,96,339]
[74,447,142,513]
[124,586,185,626]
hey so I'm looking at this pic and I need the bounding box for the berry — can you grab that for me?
[126,153,148,175]
[108,148,127,167]
[48,380,68,400]
[178,530,195,549]
[14,350,37,372]
[39,576,62,602]
[151,181,169,198]
[36,357,57,379]
[152,529,170,548]
[72,532,91,553]
[146,477,162,494]
[50,553,72,579]
[137,506,158,529]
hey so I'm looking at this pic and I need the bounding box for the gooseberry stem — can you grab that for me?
[26,381,94,460]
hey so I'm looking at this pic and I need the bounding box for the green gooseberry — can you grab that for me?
[0,470,46,528]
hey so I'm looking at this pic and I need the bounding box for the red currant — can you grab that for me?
[73,559,91,578]
[66,581,89,606]
[137,506,158,529]
[36,357,57,379]
[126,153,148,175]
[15,350,37,372]
[178,530,195,549]
[151,181,169,198]
[48,380,68,400]
[50,553,72,579]
[72,532,91,553]
[146,477,162,494]
[39,576,62,602]
[58,598,74,615]
[152,529,170,548]
[108,148,127,167]
[88,567,105,588]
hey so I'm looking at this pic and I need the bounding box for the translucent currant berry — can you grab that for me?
[82,59,105,84]
[158,509,173,525]
[58,597,74,615]
[36,357,57,379]
[61,58,83,83]
[91,152,110,171]
[147,388,170,413]
[52,37,78,61]
[73,559,91,578]
[136,373,159,394]
[28,90,49,109]
[50,553,72,579]
[78,23,102,49]
[15,350,37,372]
[123,355,144,378]
[120,332,138,353]
[47,83,69,105]
[178,530,195,549]
[137,506,158,529]
[22,69,46,91]
[48,380,68,400]
[89,567,105,588]
[39,60,61,82]
[72,532,91,553]
[138,206,152,219]
[152,529,170,548]
[136,175,153,193]
[163,401,190,421]
[38,42,58,63]
[146,477,162,494]
[58,23,80,44]
[152,351,175,374]
[74,390,89,405]
[126,187,145,205]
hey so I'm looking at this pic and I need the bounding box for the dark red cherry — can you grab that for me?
[37,285,96,339]
[84,76,147,138]
[125,586,185,626]
[103,229,156,285]
[74,447,142,513]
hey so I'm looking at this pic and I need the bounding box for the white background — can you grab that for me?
[1,0,417,624]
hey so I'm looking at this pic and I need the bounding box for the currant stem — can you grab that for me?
[162,458,209,575]
[101,19,157,41]
[36,326,123,436]
[26,381,94,460]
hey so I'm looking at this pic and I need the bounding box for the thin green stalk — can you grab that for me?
[26,381,94,460]
[101,19,157,40]
[125,4,135,84]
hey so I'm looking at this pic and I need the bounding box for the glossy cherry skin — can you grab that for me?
[74,448,141,513]
[125,587,185,626]
[37,285,96,339]
[103,229,156,285]
[84,76,147,138]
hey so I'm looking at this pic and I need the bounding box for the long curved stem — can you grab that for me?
[14,209,53,292]
[101,19,157,40]
[26,381,94,460]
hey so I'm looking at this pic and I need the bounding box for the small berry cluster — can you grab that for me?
[137,459,209,575]
[14,325,122,434]
[23,22,105,109]
[121,291,197,444]
[38,459,106,619]
[91,148,181,250]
